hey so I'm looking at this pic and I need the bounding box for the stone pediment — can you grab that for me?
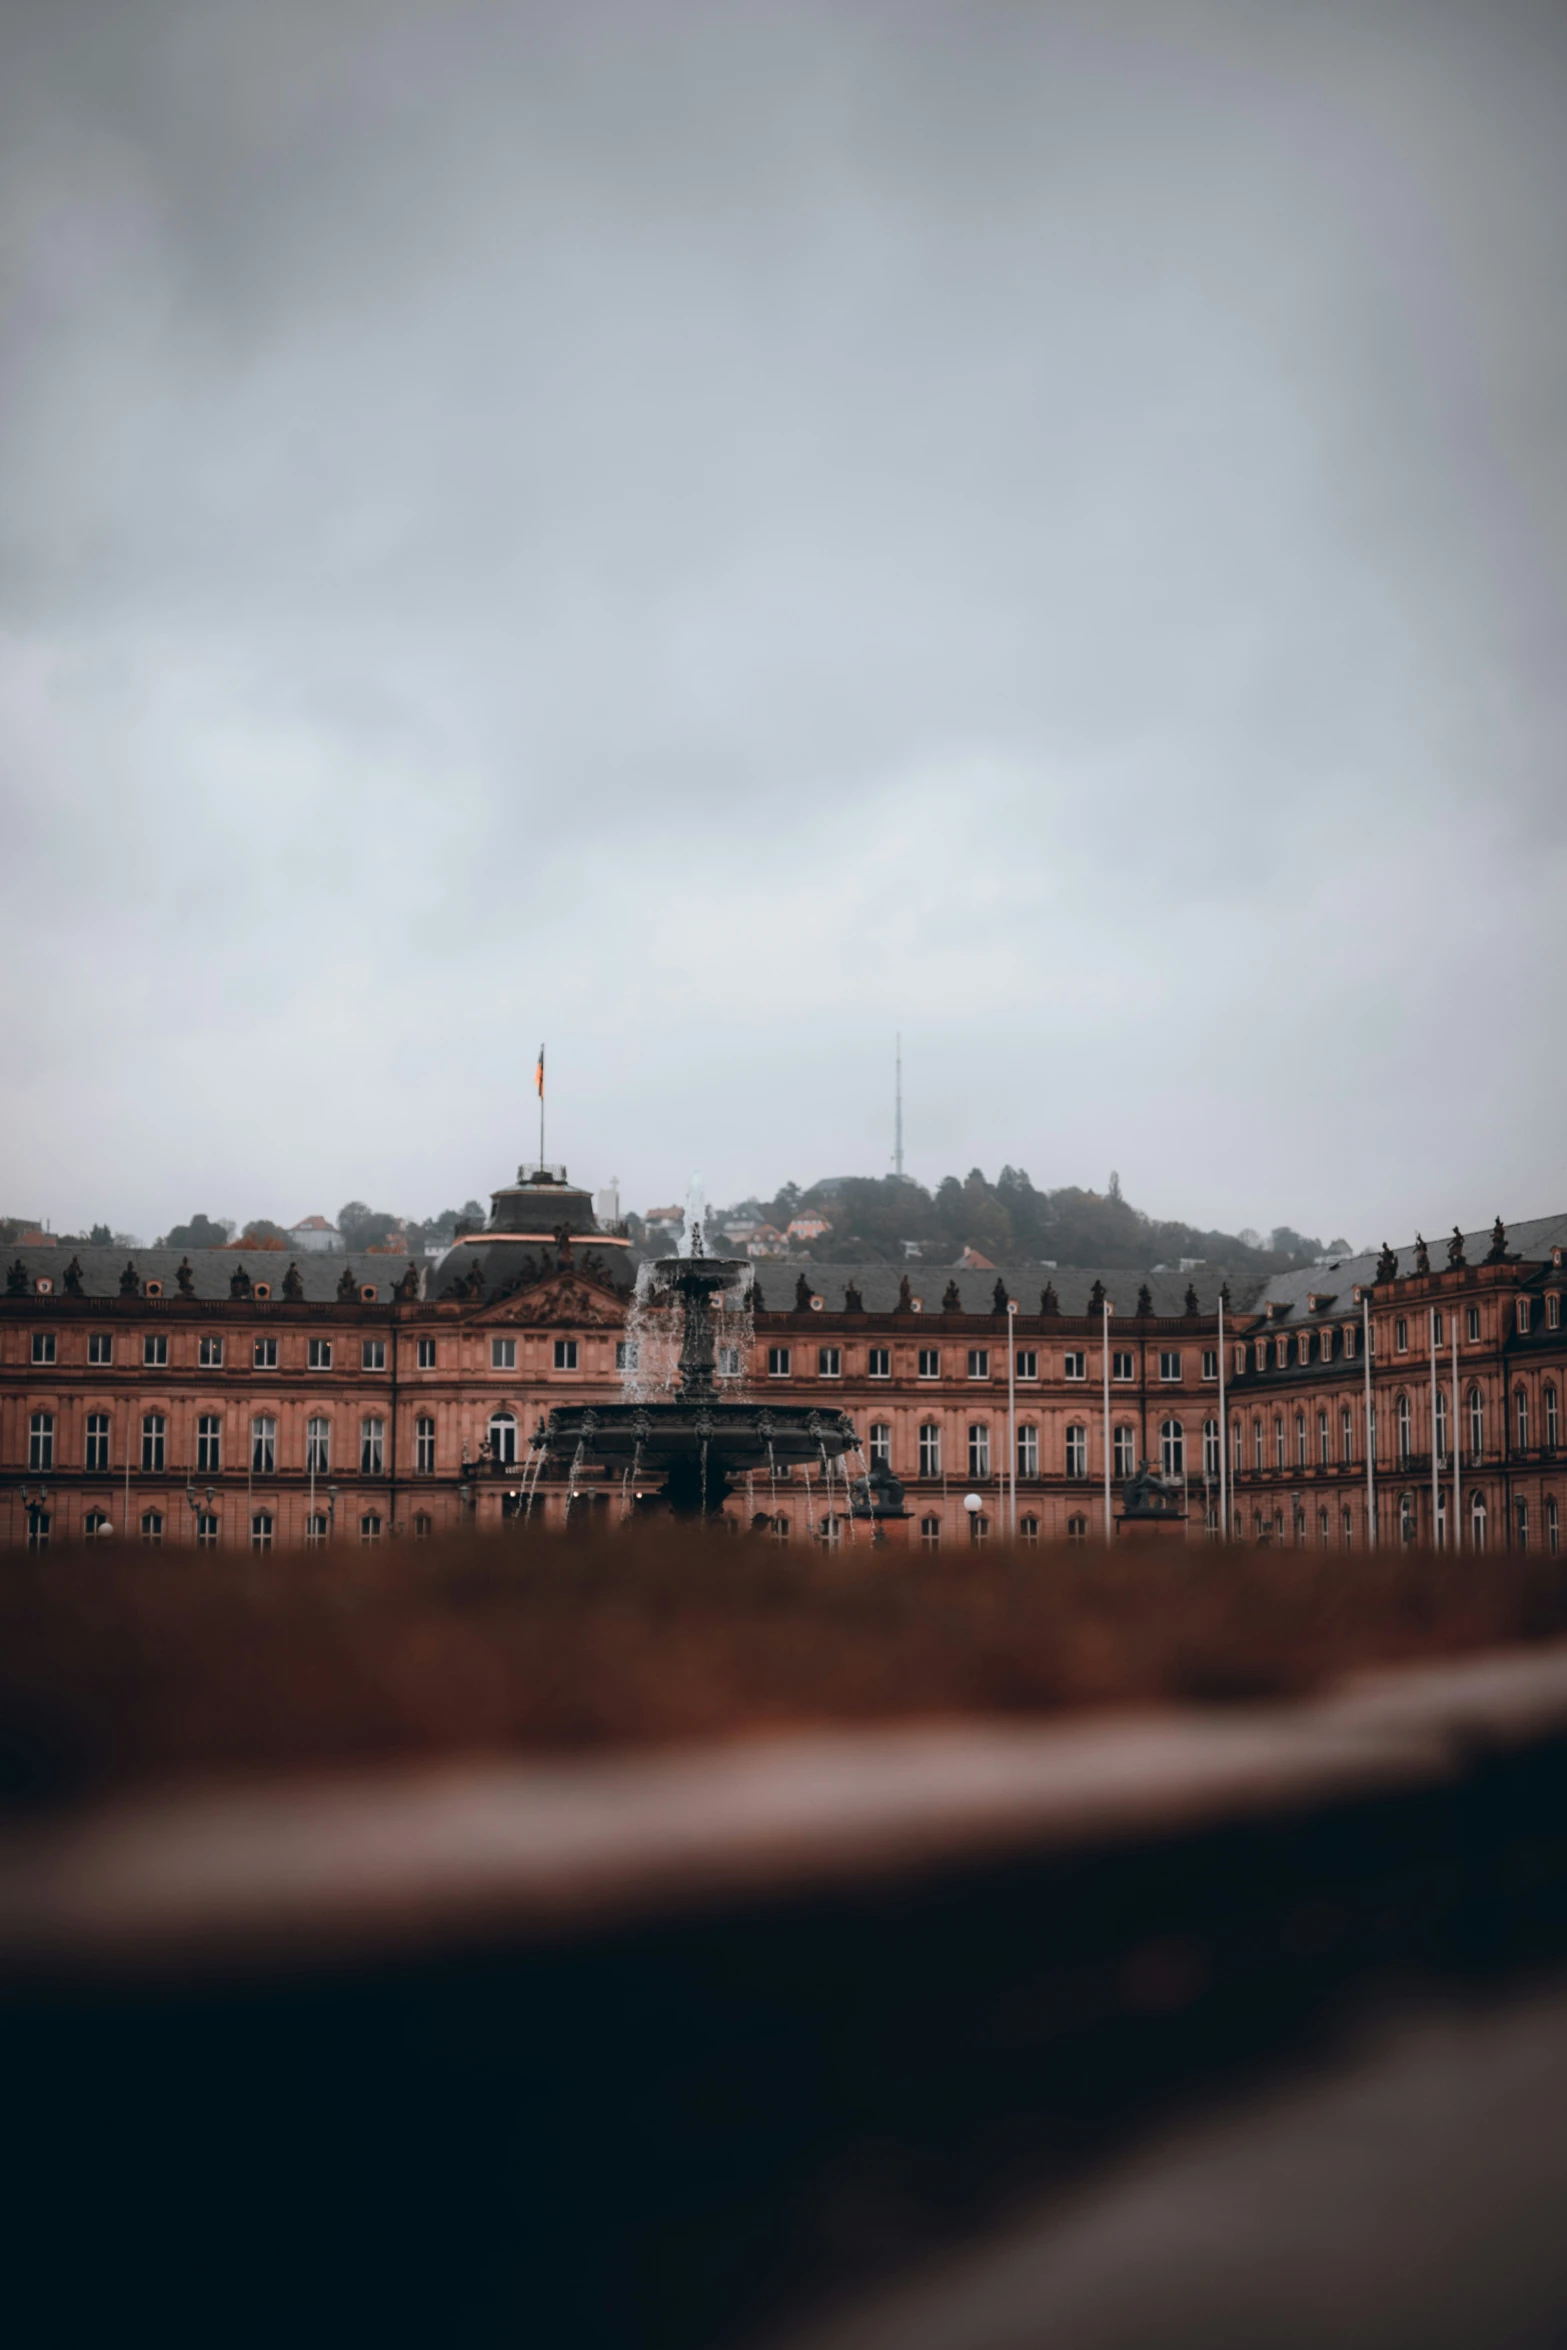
[482,1269,626,1328]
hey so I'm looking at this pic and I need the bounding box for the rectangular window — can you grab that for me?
[1344,1323,1357,1358]
[1115,1426,1136,1478]
[251,1512,273,1552]
[1159,1350,1182,1382]
[918,1348,941,1379]
[768,1346,792,1377]
[30,1331,55,1366]
[1274,1417,1285,1469]
[616,1339,639,1372]
[360,1418,385,1475]
[306,1514,328,1547]
[1065,1425,1087,1477]
[553,1339,578,1371]
[417,1337,437,1368]
[1320,1329,1335,1363]
[199,1335,225,1368]
[1064,1351,1086,1380]
[1395,1317,1408,1353]
[1113,1351,1134,1382]
[818,1347,841,1378]
[918,1422,941,1476]
[1203,1419,1220,1476]
[306,1416,330,1474]
[1201,1349,1218,1380]
[85,1413,111,1472]
[718,1346,742,1377]
[197,1415,222,1474]
[1517,1299,1532,1334]
[141,1413,165,1472]
[491,1337,517,1369]
[1017,1424,1038,1477]
[967,1349,990,1380]
[1548,1294,1561,1331]
[88,1332,113,1365]
[868,1347,891,1378]
[361,1513,383,1544]
[1467,1305,1480,1343]
[1431,1308,1443,1346]
[308,1338,333,1370]
[140,1511,164,1545]
[1015,1349,1038,1381]
[1318,1411,1330,1465]
[869,1423,892,1468]
[968,1424,991,1477]
[251,1415,276,1475]
[1299,1334,1314,1366]
[196,1512,219,1548]
[362,1338,387,1372]
[253,1336,278,1370]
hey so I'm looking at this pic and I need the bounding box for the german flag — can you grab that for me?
[534,1044,545,1099]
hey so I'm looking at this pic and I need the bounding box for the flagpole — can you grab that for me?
[1218,1288,1228,1542]
[1452,1306,1462,1554]
[1102,1298,1113,1547]
[1364,1293,1376,1548]
[1430,1301,1440,1549]
[536,1042,546,1170]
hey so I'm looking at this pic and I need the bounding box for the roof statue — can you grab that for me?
[1087,1278,1106,1312]
[336,1264,358,1302]
[991,1278,1009,1316]
[118,1260,140,1296]
[1375,1242,1399,1282]
[1220,1280,1231,1307]
[464,1260,486,1299]
[1414,1233,1431,1275]
[1184,1283,1199,1316]
[229,1263,253,1300]
[895,1273,914,1313]
[843,1279,863,1313]
[175,1257,195,1296]
[395,1261,421,1301]
[6,1259,27,1297]
[62,1255,84,1297]
[1136,1283,1153,1316]
[942,1280,961,1311]
[1039,1281,1059,1315]
[1485,1216,1509,1264]
[1448,1226,1467,1269]
[795,1272,813,1311]
[282,1261,305,1302]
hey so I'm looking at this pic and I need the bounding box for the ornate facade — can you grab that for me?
[3,1167,1564,1554]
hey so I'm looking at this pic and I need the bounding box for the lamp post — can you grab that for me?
[184,1483,217,1547]
[21,1481,49,1550]
[963,1490,983,1547]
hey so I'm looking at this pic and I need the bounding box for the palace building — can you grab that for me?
[2,1156,1563,1554]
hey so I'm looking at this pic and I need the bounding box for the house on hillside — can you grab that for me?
[288,1216,341,1253]
[786,1213,832,1243]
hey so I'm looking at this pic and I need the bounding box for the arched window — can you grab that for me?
[1318,1507,1331,1548]
[1516,1388,1530,1449]
[1469,1388,1485,1458]
[967,1425,991,1478]
[918,1423,941,1477]
[306,1513,328,1546]
[1067,1514,1087,1543]
[1295,1410,1307,1467]
[1252,1420,1263,1471]
[489,1410,518,1466]
[1231,1417,1243,1473]
[1470,1489,1488,1551]
[1547,1386,1560,1451]
[26,1508,50,1551]
[28,1411,55,1474]
[1317,1410,1329,1465]
[1202,1419,1220,1477]
[1293,1502,1307,1548]
[1342,1507,1354,1548]
[1160,1419,1184,1477]
[868,1423,892,1468]
[920,1514,940,1548]
[251,1415,276,1475]
[361,1513,383,1543]
[1434,1389,1448,1461]
[306,1416,330,1474]
[250,1511,274,1551]
[1549,1495,1560,1556]
[1065,1425,1087,1478]
[1516,1497,1530,1551]
[416,1416,436,1473]
[1020,1514,1040,1544]
[969,1511,990,1545]
[84,1510,112,1540]
[1115,1425,1136,1478]
[1399,1492,1415,1545]
[1396,1395,1411,1464]
[140,1510,163,1545]
[141,1413,166,1473]
[772,1516,791,1542]
[1341,1405,1354,1464]
[1273,1416,1285,1469]
[413,1513,432,1541]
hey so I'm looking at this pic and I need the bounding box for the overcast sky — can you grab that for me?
[3,0,1564,1247]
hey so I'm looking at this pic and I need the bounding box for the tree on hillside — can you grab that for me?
[234,1219,291,1249]
[164,1214,234,1250]
[337,1201,403,1253]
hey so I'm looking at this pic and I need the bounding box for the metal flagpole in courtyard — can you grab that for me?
[1102,1297,1113,1546]
[1007,1297,1017,1540]
[1453,1308,1462,1553]
[1364,1292,1377,1548]
[1430,1304,1441,1548]
[1218,1287,1228,1541]
[535,1043,546,1168]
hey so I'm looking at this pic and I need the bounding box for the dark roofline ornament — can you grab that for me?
[230,1262,254,1300]
[336,1264,358,1302]
[6,1259,27,1297]
[1184,1283,1199,1316]
[1087,1278,1106,1313]
[1039,1282,1059,1315]
[1414,1233,1431,1276]
[176,1257,195,1297]
[895,1273,914,1314]
[843,1279,863,1313]
[119,1260,140,1297]
[1375,1242,1399,1283]
[395,1261,420,1301]
[1485,1216,1509,1265]
[795,1272,813,1312]
[63,1255,84,1297]
[1135,1283,1153,1317]
[1447,1226,1467,1269]
[942,1280,961,1311]
[282,1261,306,1302]
[991,1278,1008,1316]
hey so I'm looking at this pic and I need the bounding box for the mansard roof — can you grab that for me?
[1,1246,417,1304]
[1250,1213,1567,1318]
[752,1264,1260,1319]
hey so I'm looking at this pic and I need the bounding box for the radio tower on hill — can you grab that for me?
[893,1034,905,1180]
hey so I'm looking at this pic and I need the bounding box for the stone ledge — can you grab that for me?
[4,1641,1567,1983]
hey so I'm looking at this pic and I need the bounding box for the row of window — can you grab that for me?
[21,1506,433,1551]
[868,1417,1218,1480]
[27,1410,430,1477]
[758,1345,1218,1383]
[28,1331,414,1373]
[1233,1383,1561,1473]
